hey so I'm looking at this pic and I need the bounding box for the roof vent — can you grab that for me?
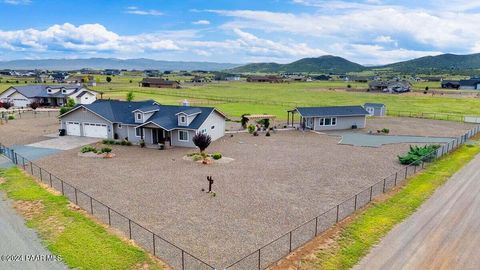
[182,99,190,106]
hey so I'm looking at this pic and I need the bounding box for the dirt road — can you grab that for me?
[354,154,480,270]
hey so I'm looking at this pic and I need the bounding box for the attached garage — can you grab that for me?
[83,123,108,138]
[66,122,81,136]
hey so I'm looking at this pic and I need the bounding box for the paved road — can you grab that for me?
[354,154,480,270]
[0,193,68,270]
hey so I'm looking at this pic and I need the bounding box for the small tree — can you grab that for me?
[30,101,40,110]
[0,101,13,110]
[126,91,134,102]
[193,132,211,153]
[66,97,75,107]
[106,76,112,83]
[240,114,249,129]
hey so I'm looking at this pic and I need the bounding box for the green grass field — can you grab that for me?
[2,75,480,120]
[301,139,480,270]
[0,168,164,270]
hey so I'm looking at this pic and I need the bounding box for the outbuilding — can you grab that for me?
[364,103,386,117]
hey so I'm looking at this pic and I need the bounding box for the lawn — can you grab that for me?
[295,139,480,270]
[0,167,165,270]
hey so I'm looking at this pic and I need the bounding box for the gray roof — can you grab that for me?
[295,106,369,117]
[364,103,385,108]
[459,79,480,87]
[6,85,87,98]
[63,99,222,130]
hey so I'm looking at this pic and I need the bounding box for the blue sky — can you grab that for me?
[0,0,479,65]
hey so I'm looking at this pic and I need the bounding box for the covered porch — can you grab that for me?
[139,124,173,148]
[287,109,304,129]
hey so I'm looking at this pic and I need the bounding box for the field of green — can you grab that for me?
[2,74,480,120]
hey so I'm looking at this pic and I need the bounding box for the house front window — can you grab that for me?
[136,113,142,121]
[135,127,143,137]
[319,117,337,126]
[179,115,186,124]
[178,130,189,141]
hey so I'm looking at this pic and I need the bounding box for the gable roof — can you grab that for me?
[61,99,225,130]
[175,108,202,116]
[3,85,94,99]
[295,106,369,117]
[459,79,480,87]
[364,103,385,108]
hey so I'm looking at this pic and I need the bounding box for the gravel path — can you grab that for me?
[354,153,480,270]
[0,192,68,270]
[0,113,59,147]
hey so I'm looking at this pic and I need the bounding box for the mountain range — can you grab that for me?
[229,53,480,74]
[1,53,480,74]
[0,58,240,71]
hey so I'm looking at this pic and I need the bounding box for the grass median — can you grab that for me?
[296,140,480,270]
[0,167,165,270]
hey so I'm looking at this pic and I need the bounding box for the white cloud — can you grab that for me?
[2,0,31,5]
[193,20,210,25]
[125,6,162,16]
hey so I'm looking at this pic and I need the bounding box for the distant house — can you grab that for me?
[144,70,162,77]
[58,99,226,147]
[369,80,411,93]
[286,75,308,82]
[34,74,50,83]
[51,72,69,83]
[346,76,369,83]
[441,80,460,89]
[190,76,209,83]
[312,75,332,81]
[459,79,480,90]
[139,78,181,89]
[246,75,284,83]
[290,106,369,131]
[364,103,386,117]
[66,75,97,86]
[418,76,442,82]
[0,85,97,107]
[103,69,121,76]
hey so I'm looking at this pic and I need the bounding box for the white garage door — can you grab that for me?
[66,122,81,136]
[83,123,108,138]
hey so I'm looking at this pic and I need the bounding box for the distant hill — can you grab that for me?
[0,58,240,71]
[379,53,480,73]
[230,55,365,73]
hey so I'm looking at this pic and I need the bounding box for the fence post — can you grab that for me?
[369,186,373,201]
[258,249,261,270]
[394,172,398,186]
[30,161,33,174]
[354,194,358,210]
[49,174,52,187]
[181,250,185,270]
[75,188,78,204]
[414,165,417,174]
[128,219,132,239]
[336,204,340,223]
[153,234,156,256]
[108,208,111,226]
[405,166,408,179]
[382,178,386,193]
[22,156,25,170]
[289,231,293,252]
[315,216,318,236]
[61,180,64,195]
[39,167,43,181]
[90,197,94,214]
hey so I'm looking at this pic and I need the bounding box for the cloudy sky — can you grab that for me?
[0,0,479,65]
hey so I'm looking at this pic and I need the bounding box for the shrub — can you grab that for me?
[8,115,15,120]
[192,154,203,161]
[29,102,40,110]
[253,131,259,136]
[100,147,112,154]
[266,131,271,137]
[381,128,390,134]
[139,139,145,148]
[102,139,115,145]
[193,132,211,152]
[80,145,97,153]
[247,124,256,134]
[212,152,222,160]
[241,114,249,128]
[398,144,440,165]
[59,106,73,115]
[66,97,76,107]
[125,141,132,146]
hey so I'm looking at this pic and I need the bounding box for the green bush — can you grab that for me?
[212,152,222,160]
[59,106,73,115]
[8,115,15,120]
[381,128,390,134]
[192,154,203,161]
[100,147,112,154]
[398,144,440,165]
[102,139,115,145]
[80,145,97,153]
[247,124,256,134]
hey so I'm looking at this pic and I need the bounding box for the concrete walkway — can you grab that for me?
[354,154,480,270]
[0,193,68,270]
[339,133,453,147]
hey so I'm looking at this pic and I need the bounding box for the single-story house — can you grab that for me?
[246,75,284,83]
[190,76,210,83]
[0,85,98,107]
[368,80,410,93]
[364,103,386,117]
[58,99,226,148]
[441,80,460,89]
[66,75,97,86]
[51,72,69,83]
[139,78,181,88]
[312,75,332,81]
[289,106,369,131]
[459,79,480,90]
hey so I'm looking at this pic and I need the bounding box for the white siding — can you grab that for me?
[198,110,226,141]
[313,116,366,131]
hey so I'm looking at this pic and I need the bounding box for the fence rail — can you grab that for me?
[387,110,467,122]
[0,144,216,270]
[225,125,480,270]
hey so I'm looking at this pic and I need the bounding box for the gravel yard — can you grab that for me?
[35,130,413,267]
[2,114,475,268]
[0,112,59,146]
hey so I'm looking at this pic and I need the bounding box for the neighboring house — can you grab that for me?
[103,69,121,76]
[418,76,442,82]
[312,75,332,81]
[292,106,369,131]
[246,75,284,83]
[190,76,209,83]
[441,80,460,89]
[368,80,411,93]
[66,75,97,86]
[51,72,69,83]
[459,79,480,90]
[139,78,181,88]
[34,74,51,83]
[144,70,162,77]
[0,85,98,107]
[345,76,369,83]
[364,103,386,117]
[58,99,226,148]
[225,75,241,81]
